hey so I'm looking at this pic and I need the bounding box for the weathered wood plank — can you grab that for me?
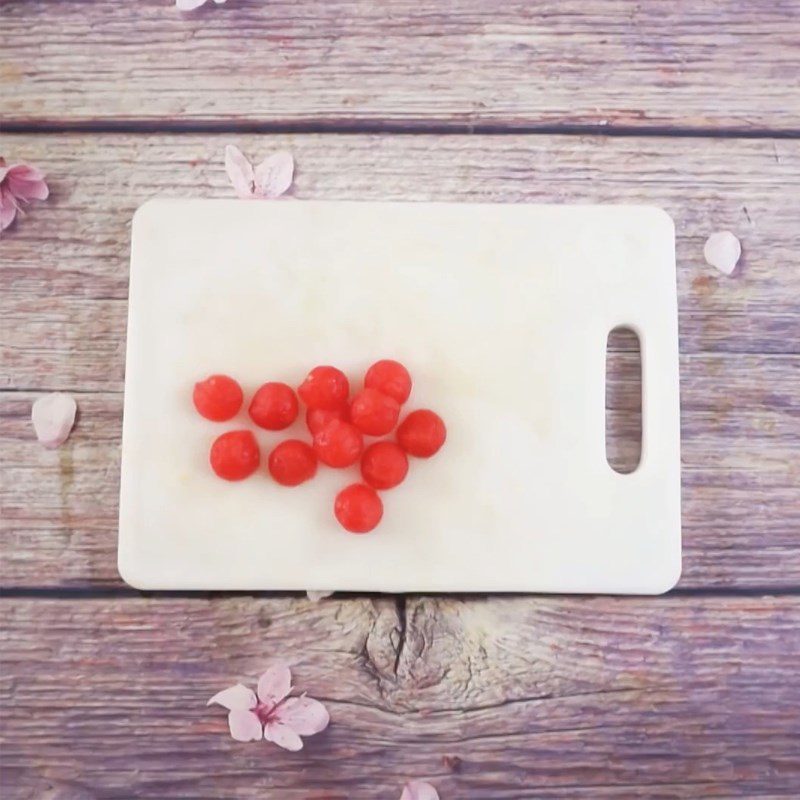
[1,0,799,131]
[2,349,798,590]
[1,595,799,798]
[0,133,798,398]
[1,134,798,590]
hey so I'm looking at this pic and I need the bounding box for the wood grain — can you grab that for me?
[2,0,799,131]
[1,133,799,590]
[1,133,798,396]
[2,346,799,590]
[1,595,799,798]
[2,2,799,796]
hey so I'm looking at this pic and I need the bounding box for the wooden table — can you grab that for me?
[2,2,799,797]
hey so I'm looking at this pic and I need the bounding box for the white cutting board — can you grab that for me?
[119,199,681,594]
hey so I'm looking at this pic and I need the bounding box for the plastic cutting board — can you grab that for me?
[119,199,681,593]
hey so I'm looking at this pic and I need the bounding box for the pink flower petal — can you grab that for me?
[703,230,741,276]
[207,683,257,711]
[0,185,18,232]
[31,393,77,449]
[6,164,45,182]
[7,173,49,202]
[224,145,255,199]
[400,781,440,800]
[256,664,293,708]
[1,161,48,233]
[228,709,263,742]
[264,721,304,751]
[254,151,294,198]
[274,695,330,736]
[306,590,334,602]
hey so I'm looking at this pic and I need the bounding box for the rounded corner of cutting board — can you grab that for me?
[639,205,676,234]
[649,555,683,595]
[131,198,166,231]
[116,545,152,591]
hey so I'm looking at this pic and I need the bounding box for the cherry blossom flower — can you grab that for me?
[208,664,329,750]
[176,0,226,10]
[401,781,440,800]
[0,158,49,234]
[224,145,294,199]
[31,393,77,449]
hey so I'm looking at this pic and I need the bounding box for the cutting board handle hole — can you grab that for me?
[606,327,642,474]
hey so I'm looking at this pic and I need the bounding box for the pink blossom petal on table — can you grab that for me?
[0,185,18,232]
[7,175,49,203]
[6,164,45,182]
[274,695,330,736]
[207,683,257,710]
[400,781,440,800]
[31,393,77,449]
[6,165,49,202]
[227,709,263,742]
[257,664,293,708]
[224,145,255,198]
[306,590,334,602]
[703,230,741,276]
[254,151,294,198]
[176,0,212,9]
[1,159,49,234]
[264,721,304,751]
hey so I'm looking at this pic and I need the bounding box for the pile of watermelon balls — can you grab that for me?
[192,361,446,533]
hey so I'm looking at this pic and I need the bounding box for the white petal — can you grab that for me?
[306,590,334,602]
[254,151,294,198]
[263,721,303,751]
[31,393,77,449]
[400,781,440,800]
[176,0,208,9]
[224,145,255,198]
[703,230,741,276]
[257,664,292,707]
[274,695,330,736]
[207,683,257,711]
[228,709,263,742]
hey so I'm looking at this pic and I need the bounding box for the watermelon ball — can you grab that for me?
[268,440,318,487]
[334,483,384,533]
[313,419,364,468]
[397,409,446,458]
[306,405,348,437]
[209,430,260,481]
[298,366,350,411]
[249,382,299,430]
[349,388,400,436]
[361,441,409,490]
[193,374,243,422]
[364,359,412,404]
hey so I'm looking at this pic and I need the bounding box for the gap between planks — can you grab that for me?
[4,586,800,599]
[3,119,800,139]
